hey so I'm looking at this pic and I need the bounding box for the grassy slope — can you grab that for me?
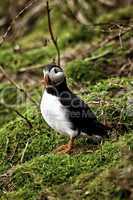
[0,4,133,200]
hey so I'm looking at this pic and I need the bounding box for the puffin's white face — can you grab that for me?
[42,65,65,86]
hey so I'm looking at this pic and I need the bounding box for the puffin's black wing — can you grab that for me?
[60,90,109,137]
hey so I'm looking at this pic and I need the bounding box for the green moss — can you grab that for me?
[0,76,132,199]
[0,107,59,170]
[59,24,99,49]
[66,59,106,83]
[97,6,133,24]
[0,77,132,170]
[0,83,21,126]
[0,25,96,71]
[1,132,132,200]
[65,33,133,83]
[0,45,57,71]
[11,141,121,186]
[81,77,133,126]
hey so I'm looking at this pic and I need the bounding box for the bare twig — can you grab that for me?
[0,65,39,108]
[0,102,32,129]
[20,139,30,163]
[46,1,60,66]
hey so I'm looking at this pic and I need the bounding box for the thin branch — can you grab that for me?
[0,65,39,108]
[0,102,32,129]
[46,1,60,66]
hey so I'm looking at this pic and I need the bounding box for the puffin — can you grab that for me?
[40,64,109,154]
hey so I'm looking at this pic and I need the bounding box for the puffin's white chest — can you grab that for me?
[40,91,76,137]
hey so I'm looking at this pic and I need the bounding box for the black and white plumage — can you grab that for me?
[40,64,109,153]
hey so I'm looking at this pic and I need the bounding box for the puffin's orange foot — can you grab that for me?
[54,144,73,154]
[54,144,68,152]
[54,138,75,154]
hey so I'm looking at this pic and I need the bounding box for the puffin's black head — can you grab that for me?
[41,64,65,87]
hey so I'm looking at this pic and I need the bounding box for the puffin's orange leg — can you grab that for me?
[54,137,75,154]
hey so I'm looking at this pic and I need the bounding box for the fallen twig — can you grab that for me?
[46,1,60,66]
[20,139,30,163]
[0,102,32,129]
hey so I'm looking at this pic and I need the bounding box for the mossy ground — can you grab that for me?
[0,3,133,200]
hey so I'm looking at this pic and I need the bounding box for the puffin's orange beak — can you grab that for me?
[40,74,49,86]
[40,79,45,84]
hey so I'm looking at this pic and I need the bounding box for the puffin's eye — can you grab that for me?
[54,68,58,73]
